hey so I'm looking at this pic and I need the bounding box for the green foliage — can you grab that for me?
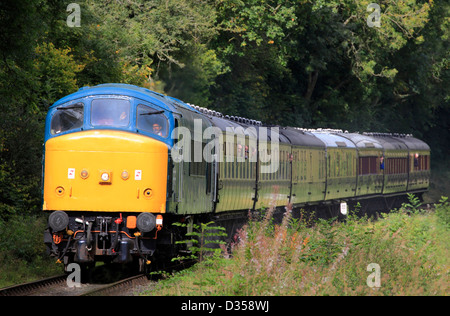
[301,218,342,266]
[172,220,228,263]
[401,193,424,214]
[0,215,61,288]
[435,196,450,228]
[85,0,220,94]
[144,204,449,296]
[33,42,85,104]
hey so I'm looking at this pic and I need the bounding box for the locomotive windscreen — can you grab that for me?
[91,98,131,127]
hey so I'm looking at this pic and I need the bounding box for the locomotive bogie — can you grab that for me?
[44,211,163,266]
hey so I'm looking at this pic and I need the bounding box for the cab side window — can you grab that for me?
[137,104,168,137]
[50,102,84,135]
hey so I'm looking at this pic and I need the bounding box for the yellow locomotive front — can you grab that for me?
[43,130,167,213]
[43,88,171,270]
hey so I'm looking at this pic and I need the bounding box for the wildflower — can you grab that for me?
[303,236,310,246]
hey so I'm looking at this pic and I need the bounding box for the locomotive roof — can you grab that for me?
[51,83,197,114]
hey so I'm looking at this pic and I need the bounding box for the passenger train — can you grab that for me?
[42,84,430,271]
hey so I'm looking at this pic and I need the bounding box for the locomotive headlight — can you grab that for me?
[101,172,109,181]
[99,171,112,184]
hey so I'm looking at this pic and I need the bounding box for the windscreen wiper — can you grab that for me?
[140,110,165,116]
[56,105,84,110]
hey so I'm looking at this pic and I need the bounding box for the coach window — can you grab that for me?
[137,104,168,137]
[51,102,84,135]
[91,99,130,127]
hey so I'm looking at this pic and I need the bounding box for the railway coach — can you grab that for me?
[42,84,430,271]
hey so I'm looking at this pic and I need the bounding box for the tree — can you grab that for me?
[84,0,222,97]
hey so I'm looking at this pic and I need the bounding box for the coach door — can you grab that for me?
[171,117,183,204]
[206,135,219,209]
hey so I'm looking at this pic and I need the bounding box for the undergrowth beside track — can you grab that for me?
[0,216,61,288]
[0,195,448,294]
[142,197,449,296]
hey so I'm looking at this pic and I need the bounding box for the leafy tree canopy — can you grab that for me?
[0,0,448,219]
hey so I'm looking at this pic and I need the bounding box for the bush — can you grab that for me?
[435,196,449,228]
[0,215,60,288]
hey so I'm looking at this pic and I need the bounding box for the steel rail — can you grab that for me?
[0,275,67,296]
[80,274,149,296]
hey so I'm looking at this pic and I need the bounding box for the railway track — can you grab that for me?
[80,274,150,296]
[0,275,67,296]
[0,274,151,296]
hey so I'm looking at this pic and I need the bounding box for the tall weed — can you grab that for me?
[144,196,449,296]
[435,196,449,228]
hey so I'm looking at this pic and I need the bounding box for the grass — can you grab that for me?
[0,215,61,288]
[141,197,449,296]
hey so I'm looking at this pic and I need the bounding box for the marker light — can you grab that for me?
[156,215,163,226]
[156,215,163,231]
[80,169,89,179]
[121,170,129,180]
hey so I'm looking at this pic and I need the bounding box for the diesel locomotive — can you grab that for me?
[42,84,430,271]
